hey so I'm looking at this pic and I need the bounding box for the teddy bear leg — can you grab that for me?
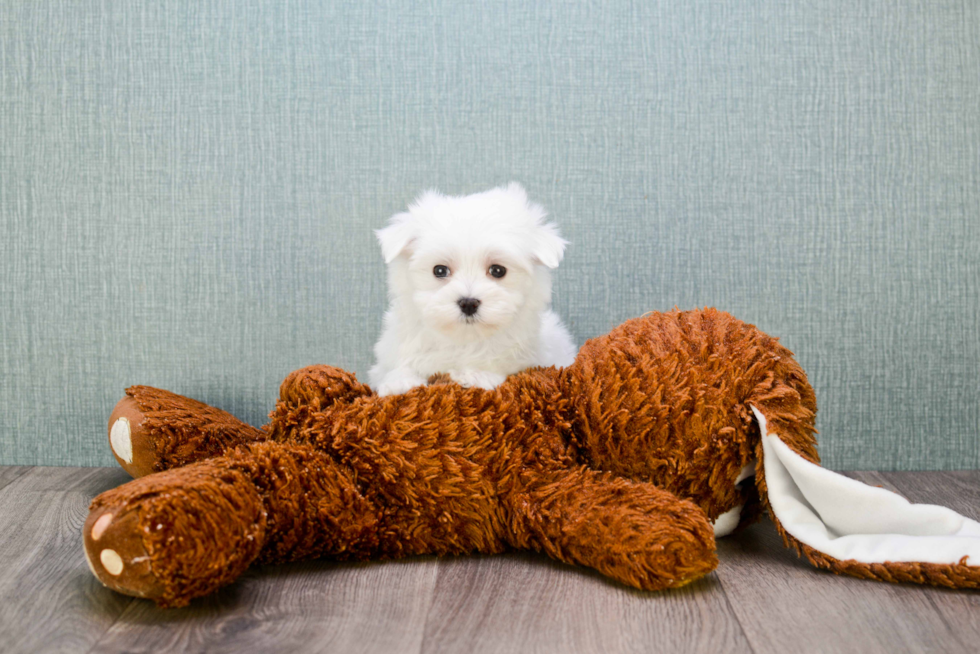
[84,441,382,607]
[108,386,268,478]
[507,467,718,590]
[84,456,267,607]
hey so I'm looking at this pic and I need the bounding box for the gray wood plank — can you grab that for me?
[89,557,440,654]
[2,467,977,654]
[712,471,976,654]
[876,470,980,511]
[876,471,980,647]
[419,552,752,654]
[0,466,135,654]
[0,466,31,492]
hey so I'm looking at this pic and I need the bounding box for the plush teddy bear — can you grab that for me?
[83,309,980,607]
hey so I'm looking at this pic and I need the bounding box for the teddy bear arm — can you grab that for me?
[108,386,269,478]
[506,467,718,590]
[265,365,375,438]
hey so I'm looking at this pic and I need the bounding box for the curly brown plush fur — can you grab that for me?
[83,308,978,608]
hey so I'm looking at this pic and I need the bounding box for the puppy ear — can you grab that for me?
[532,222,568,269]
[505,183,567,268]
[505,181,528,199]
[375,212,416,263]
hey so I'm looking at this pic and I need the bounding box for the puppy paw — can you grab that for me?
[448,370,507,390]
[376,369,428,397]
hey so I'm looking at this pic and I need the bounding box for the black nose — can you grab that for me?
[457,297,481,316]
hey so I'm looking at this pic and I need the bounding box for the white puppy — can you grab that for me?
[369,182,577,396]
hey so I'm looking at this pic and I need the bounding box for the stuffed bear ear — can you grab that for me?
[532,221,568,269]
[375,212,416,264]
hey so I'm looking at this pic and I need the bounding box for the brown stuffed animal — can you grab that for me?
[84,309,980,607]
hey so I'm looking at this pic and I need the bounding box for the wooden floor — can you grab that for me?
[0,466,977,654]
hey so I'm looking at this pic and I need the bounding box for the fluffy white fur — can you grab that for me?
[369,182,577,397]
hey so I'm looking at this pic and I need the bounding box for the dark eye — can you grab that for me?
[488,264,507,279]
[433,265,450,278]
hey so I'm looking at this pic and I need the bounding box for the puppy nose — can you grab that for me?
[457,297,481,316]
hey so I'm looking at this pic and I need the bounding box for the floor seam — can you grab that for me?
[713,564,763,654]
[415,559,444,654]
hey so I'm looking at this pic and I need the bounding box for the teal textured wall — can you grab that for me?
[1,1,978,469]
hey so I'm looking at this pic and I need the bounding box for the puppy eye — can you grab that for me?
[433,265,450,278]
[488,264,507,279]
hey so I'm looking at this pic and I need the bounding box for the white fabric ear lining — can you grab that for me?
[752,406,980,566]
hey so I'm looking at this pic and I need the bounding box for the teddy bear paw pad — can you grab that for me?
[109,418,132,463]
[107,396,160,478]
[100,549,124,575]
[83,507,164,600]
[91,512,113,540]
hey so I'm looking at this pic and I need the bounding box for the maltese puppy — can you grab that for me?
[369,182,577,396]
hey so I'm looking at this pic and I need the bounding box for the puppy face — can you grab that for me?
[405,236,534,339]
[376,183,566,340]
